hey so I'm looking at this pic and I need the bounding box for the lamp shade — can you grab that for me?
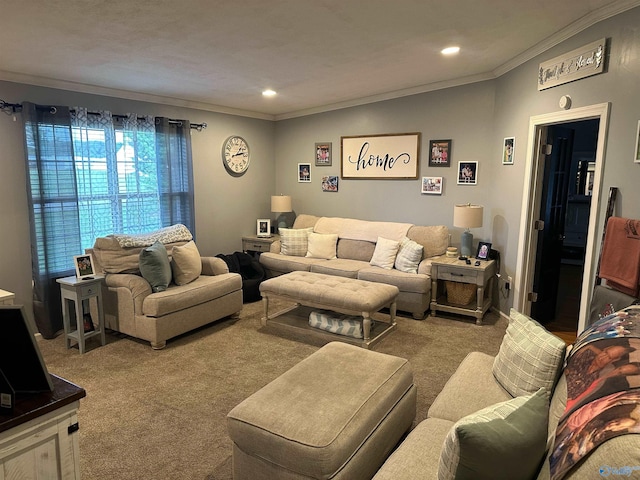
[453,204,483,229]
[271,195,292,213]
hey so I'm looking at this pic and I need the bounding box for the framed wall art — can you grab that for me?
[321,176,338,192]
[428,139,452,167]
[298,163,311,182]
[341,132,420,179]
[503,137,515,165]
[421,176,442,195]
[315,143,332,166]
[457,161,478,185]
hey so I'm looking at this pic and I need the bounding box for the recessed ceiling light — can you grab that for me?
[262,89,277,97]
[441,46,460,55]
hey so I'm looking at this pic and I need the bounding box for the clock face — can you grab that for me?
[222,136,250,175]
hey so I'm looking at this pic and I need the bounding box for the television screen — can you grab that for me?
[0,305,53,394]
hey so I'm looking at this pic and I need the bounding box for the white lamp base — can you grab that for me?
[460,230,473,258]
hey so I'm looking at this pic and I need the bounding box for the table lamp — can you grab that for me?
[453,204,483,258]
[271,195,292,229]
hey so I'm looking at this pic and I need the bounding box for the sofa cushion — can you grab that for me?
[428,351,512,422]
[314,216,412,243]
[407,225,449,258]
[259,252,327,274]
[493,309,566,398]
[171,241,202,286]
[370,237,400,269]
[310,259,369,278]
[438,388,549,480]
[395,236,424,274]
[358,267,430,294]
[139,241,172,293]
[279,227,314,256]
[306,233,338,259]
[337,238,376,262]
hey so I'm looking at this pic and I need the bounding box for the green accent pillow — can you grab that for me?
[438,388,549,480]
[492,309,566,397]
[139,241,172,292]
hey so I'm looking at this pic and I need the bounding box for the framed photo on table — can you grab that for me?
[476,241,492,260]
[73,254,95,280]
[257,219,271,237]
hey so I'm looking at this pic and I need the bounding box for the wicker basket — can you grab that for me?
[445,281,476,306]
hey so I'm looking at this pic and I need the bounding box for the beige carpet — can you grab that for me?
[37,300,508,480]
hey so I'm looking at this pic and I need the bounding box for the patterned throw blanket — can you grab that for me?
[110,223,192,248]
[550,306,640,480]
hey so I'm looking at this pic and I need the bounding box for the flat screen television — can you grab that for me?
[0,305,53,394]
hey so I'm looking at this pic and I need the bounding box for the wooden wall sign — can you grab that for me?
[341,132,420,179]
[538,38,607,91]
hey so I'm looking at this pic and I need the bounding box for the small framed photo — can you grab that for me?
[634,121,640,163]
[421,176,442,195]
[322,175,339,192]
[476,241,492,260]
[73,254,95,280]
[457,161,478,185]
[428,139,452,167]
[257,219,271,237]
[503,137,515,165]
[315,143,332,166]
[298,163,311,182]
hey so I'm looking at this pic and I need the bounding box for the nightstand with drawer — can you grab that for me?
[242,234,280,255]
[430,257,496,325]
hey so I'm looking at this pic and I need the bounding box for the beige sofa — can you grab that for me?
[259,214,449,319]
[373,307,640,480]
[88,227,243,349]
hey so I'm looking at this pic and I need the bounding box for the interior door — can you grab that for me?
[531,126,575,323]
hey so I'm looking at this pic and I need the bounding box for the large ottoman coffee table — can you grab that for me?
[227,342,417,480]
[259,271,399,348]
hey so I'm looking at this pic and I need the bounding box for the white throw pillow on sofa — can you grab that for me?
[370,237,400,270]
[394,236,424,274]
[306,233,338,260]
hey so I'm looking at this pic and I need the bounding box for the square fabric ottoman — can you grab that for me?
[227,342,416,480]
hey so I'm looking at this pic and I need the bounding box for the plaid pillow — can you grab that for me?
[492,309,566,398]
[394,236,424,274]
[279,227,313,256]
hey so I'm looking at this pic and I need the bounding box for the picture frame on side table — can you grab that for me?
[457,161,478,185]
[257,219,271,237]
[73,254,95,280]
[421,176,442,194]
[315,143,332,166]
[476,241,492,260]
[428,139,452,167]
[503,137,515,165]
[298,163,311,182]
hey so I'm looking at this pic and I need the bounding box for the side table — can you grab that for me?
[0,289,15,305]
[242,234,280,255]
[430,258,496,325]
[56,276,106,354]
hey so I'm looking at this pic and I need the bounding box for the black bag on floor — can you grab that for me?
[216,252,266,303]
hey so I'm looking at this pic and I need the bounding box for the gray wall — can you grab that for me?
[0,81,275,323]
[1,6,640,328]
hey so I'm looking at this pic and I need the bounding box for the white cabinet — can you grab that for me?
[0,376,85,480]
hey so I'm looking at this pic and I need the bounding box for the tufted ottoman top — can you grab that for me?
[259,271,399,312]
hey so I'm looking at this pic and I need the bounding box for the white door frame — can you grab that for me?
[514,103,610,333]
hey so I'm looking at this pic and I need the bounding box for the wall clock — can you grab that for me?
[222,135,250,175]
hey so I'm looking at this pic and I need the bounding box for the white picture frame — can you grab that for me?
[457,161,478,185]
[503,137,515,165]
[298,163,311,182]
[421,176,442,195]
[73,254,95,280]
[257,219,271,237]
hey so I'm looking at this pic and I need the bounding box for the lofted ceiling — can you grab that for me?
[1,0,638,120]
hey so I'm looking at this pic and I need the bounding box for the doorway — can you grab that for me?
[514,103,610,336]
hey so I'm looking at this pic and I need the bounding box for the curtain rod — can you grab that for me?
[0,99,207,131]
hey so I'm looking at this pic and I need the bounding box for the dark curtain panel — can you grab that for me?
[155,118,196,237]
[22,103,79,338]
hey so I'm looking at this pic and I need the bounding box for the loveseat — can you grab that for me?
[373,307,640,480]
[88,224,243,349]
[259,214,449,319]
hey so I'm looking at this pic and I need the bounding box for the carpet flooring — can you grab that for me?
[37,300,508,480]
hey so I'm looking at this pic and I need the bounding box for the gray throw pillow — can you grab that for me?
[492,308,566,398]
[438,388,549,480]
[139,241,172,292]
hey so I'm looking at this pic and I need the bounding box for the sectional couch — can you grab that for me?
[373,307,640,480]
[259,214,449,319]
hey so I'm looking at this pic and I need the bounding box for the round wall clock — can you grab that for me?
[222,135,250,175]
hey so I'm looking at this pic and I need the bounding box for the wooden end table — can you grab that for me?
[242,234,280,255]
[430,257,496,325]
